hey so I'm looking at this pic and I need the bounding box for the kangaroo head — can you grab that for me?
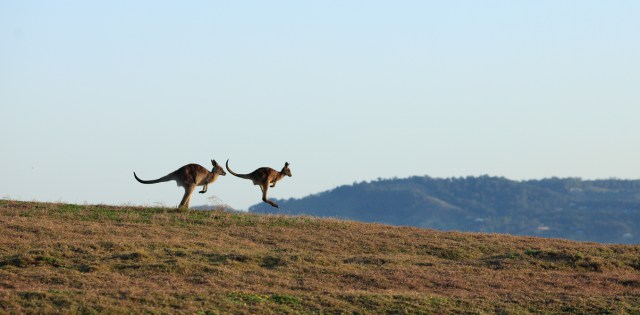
[281,162,292,177]
[211,159,227,176]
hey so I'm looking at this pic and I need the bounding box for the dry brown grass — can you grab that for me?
[0,199,639,314]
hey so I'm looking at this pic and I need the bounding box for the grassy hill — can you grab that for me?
[1,200,639,314]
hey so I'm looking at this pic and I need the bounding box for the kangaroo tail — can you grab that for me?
[133,171,176,184]
[225,160,251,179]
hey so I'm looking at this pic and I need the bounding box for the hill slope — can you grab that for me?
[250,176,640,244]
[1,200,639,313]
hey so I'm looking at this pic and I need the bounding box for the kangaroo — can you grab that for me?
[225,159,291,208]
[133,159,226,209]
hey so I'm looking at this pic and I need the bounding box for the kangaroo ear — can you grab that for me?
[285,162,289,167]
[212,159,217,166]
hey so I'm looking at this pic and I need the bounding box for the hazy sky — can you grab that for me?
[1,1,639,210]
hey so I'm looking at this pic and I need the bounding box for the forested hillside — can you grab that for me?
[250,176,640,244]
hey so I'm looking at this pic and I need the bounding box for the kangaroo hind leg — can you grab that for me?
[261,184,279,208]
[179,185,196,209]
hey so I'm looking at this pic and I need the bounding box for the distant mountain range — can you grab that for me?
[250,176,640,244]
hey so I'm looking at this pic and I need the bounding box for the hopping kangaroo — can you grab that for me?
[133,160,226,209]
[225,159,292,208]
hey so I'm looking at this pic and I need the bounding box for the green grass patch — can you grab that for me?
[270,294,300,306]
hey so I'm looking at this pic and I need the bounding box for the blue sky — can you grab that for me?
[1,1,639,210]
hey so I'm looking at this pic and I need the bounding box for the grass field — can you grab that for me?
[0,199,639,314]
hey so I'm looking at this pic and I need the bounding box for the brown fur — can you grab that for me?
[225,159,292,208]
[134,160,226,209]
